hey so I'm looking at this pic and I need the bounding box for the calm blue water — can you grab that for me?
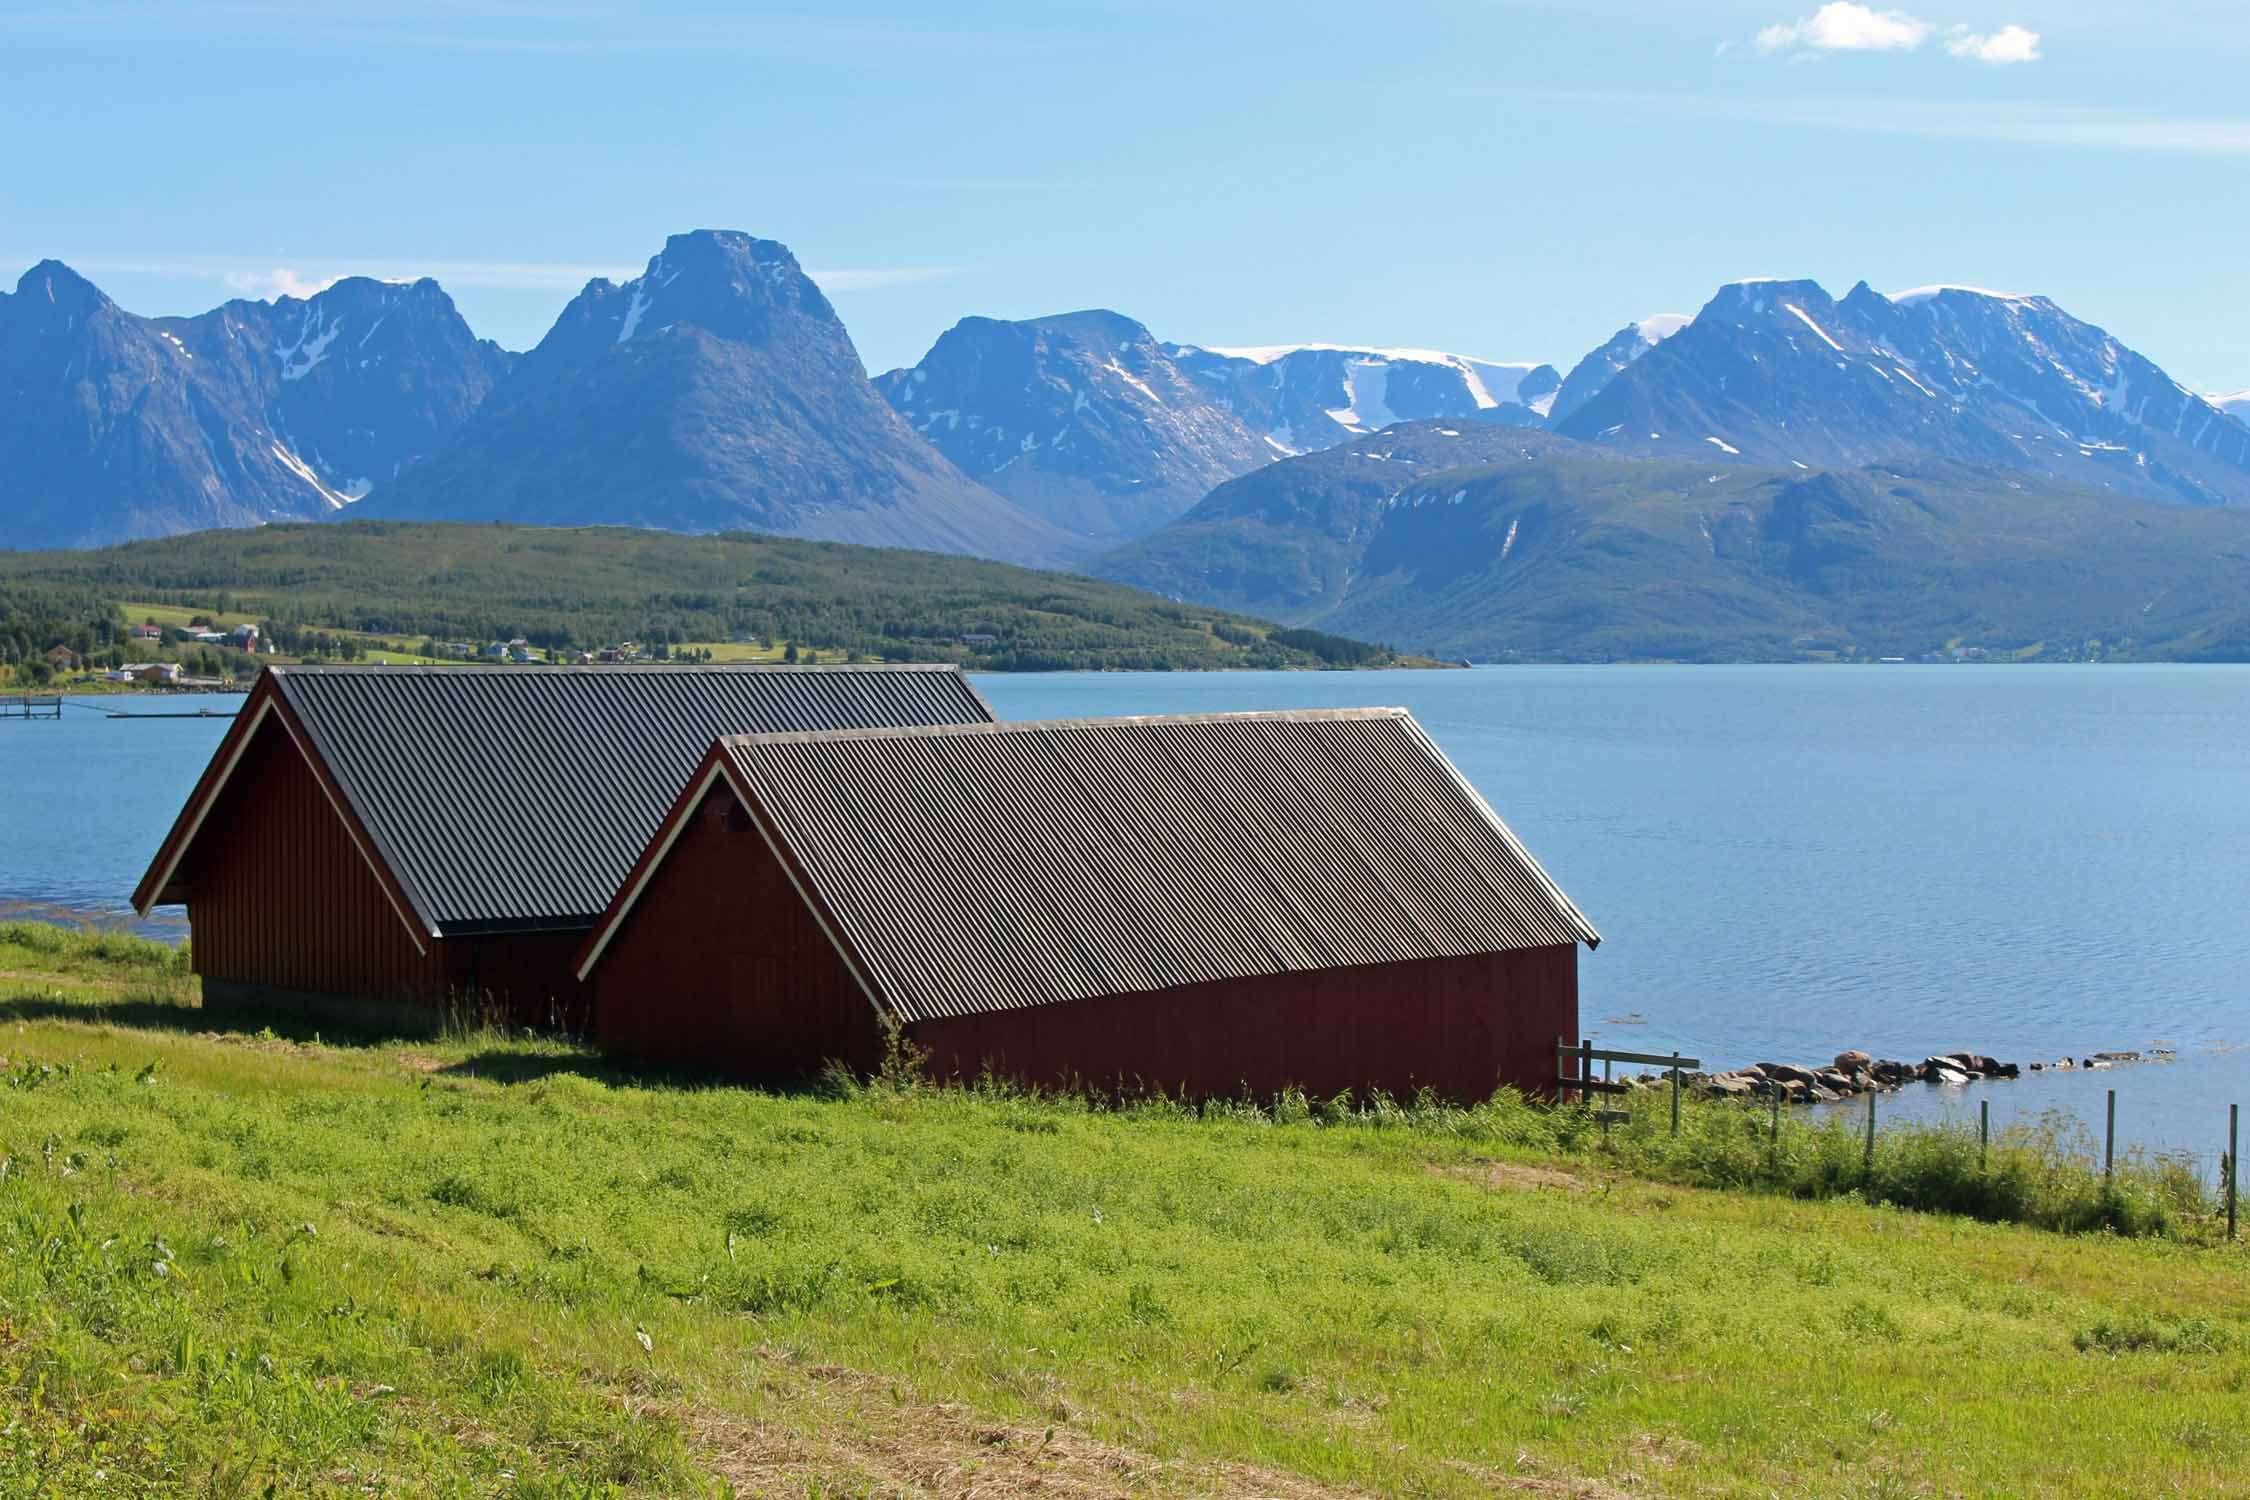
[3,668,2244,1157]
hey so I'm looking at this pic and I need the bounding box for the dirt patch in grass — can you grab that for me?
[1434,1160,1592,1196]
[205,1031,323,1057]
[686,1351,1399,1499]
[393,1051,446,1073]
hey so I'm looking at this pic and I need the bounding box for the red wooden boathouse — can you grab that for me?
[576,709,1599,1100]
[131,664,996,1025]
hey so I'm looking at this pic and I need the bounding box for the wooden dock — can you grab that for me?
[1,694,63,721]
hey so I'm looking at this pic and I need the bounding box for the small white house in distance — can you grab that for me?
[131,662,183,685]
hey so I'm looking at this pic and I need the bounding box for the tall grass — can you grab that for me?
[0,918,188,981]
[829,1071,2220,1240]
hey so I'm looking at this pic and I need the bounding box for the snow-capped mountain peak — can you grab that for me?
[874,310,1272,546]
[1168,341,1559,447]
[1550,276,2250,505]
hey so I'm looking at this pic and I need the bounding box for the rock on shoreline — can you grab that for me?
[1647,1045,2173,1103]
[1675,1050,2020,1104]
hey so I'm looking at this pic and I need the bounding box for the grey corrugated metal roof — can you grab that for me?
[716,708,1598,1024]
[272,664,995,934]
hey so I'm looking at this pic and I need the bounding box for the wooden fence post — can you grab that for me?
[1669,1052,1682,1138]
[1602,1054,1614,1147]
[1769,1089,1781,1171]
[2104,1089,2116,1191]
[1979,1099,1989,1174]
[1863,1089,1876,1176]
[2228,1103,2238,1243]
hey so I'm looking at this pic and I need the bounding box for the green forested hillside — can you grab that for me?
[0,521,1414,674]
[1099,424,2250,661]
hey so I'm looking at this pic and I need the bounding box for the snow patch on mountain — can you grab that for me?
[269,443,355,509]
[278,308,343,381]
[1200,342,1549,412]
[1326,359,1395,431]
[1782,303,1844,352]
[617,281,653,342]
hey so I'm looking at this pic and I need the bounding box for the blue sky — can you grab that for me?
[5,1,2246,389]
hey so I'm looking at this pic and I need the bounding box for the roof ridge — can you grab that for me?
[270,662,967,676]
[721,707,1412,748]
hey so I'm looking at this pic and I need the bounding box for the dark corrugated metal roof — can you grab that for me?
[717,708,1598,1024]
[271,665,995,934]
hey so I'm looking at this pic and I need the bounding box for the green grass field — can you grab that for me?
[2,923,2244,1497]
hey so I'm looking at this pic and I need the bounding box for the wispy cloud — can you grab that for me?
[810,266,967,292]
[11,253,967,298]
[1756,3,1930,57]
[27,254,639,292]
[1944,23,2041,63]
[0,3,1067,59]
[1526,90,2250,156]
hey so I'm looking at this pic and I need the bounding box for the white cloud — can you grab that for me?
[1755,3,1931,56]
[1945,23,2041,63]
[222,267,342,299]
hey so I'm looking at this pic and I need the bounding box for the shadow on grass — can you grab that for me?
[437,1046,836,1099]
[0,990,472,1050]
[0,988,826,1098]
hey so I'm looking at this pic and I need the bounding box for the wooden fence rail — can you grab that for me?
[1555,1037,1701,1141]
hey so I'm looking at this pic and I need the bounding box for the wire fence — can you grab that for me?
[1559,1039,2239,1239]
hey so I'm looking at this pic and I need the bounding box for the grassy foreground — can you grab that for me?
[2,925,2245,1498]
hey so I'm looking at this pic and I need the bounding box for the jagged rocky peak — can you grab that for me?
[1548,312,1691,424]
[875,308,1273,546]
[10,259,121,332]
[1690,278,1873,352]
[572,229,837,351]
[353,230,1074,565]
[1551,272,2250,506]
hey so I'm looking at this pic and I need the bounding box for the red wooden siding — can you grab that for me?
[910,944,1578,1103]
[592,787,887,1078]
[588,781,1578,1099]
[439,933,592,1030]
[183,715,442,1001]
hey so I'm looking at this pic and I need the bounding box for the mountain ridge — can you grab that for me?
[1551,277,2250,508]
[0,262,507,547]
[1096,419,2250,662]
[352,231,1077,566]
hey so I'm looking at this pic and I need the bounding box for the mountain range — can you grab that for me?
[353,232,1073,563]
[8,233,2250,658]
[870,315,1556,549]
[1548,279,2250,508]
[0,262,508,547]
